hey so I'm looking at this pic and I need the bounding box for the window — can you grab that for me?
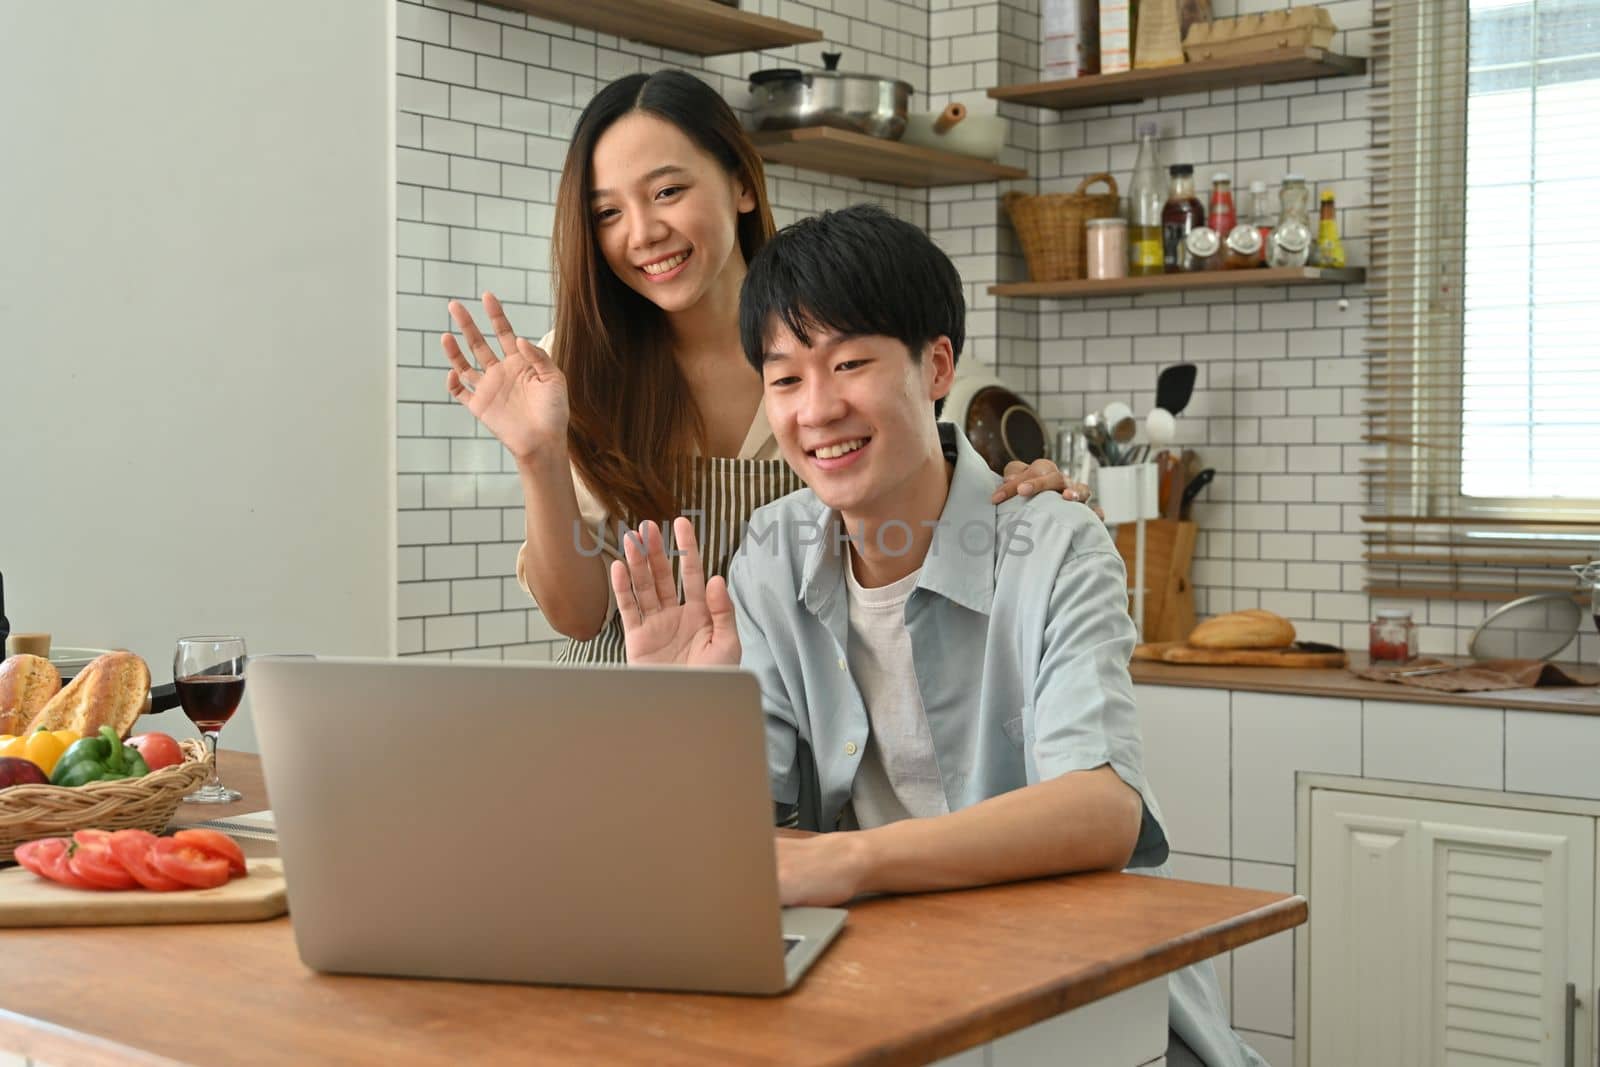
[1461,0,1600,502]
[1364,0,1600,601]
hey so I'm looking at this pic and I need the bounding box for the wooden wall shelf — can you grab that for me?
[751,128,1027,188]
[989,266,1364,299]
[988,49,1367,111]
[490,0,822,56]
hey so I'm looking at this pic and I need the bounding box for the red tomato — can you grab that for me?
[36,838,95,890]
[127,732,184,771]
[12,838,55,877]
[149,838,230,889]
[174,829,248,877]
[108,830,186,891]
[69,840,139,891]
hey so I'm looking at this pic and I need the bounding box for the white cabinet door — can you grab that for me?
[1135,684,1232,859]
[1307,789,1595,1067]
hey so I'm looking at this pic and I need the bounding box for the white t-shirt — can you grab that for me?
[841,561,950,830]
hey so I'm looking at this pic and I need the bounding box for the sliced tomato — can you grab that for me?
[108,830,186,891]
[149,838,229,889]
[72,829,113,848]
[37,838,96,890]
[69,841,138,890]
[12,837,59,877]
[174,829,247,877]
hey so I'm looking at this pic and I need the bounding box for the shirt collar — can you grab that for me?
[798,425,1000,617]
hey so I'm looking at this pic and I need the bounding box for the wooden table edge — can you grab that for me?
[0,1007,192,1067]
[853,891,1308,1067]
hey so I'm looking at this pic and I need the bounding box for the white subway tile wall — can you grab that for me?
[397,0,1598,669]
[396,0,931,659]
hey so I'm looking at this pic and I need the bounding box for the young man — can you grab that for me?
[609,205,1263,1067]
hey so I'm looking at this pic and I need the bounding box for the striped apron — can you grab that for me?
[558,455,806,664]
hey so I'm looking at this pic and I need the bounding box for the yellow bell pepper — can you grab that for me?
[0,729,80,777]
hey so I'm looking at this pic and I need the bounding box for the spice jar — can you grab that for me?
[1182,226,1220,271]
[1224,224,1263,269]
[1268,174,1313,268]
[1369,609,1416,663]
[1085,217,1128,280]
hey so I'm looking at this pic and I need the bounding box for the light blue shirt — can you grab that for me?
[726,428,1266,1067]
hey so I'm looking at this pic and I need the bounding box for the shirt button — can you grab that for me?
[845,741,858,756]
[837,657,847,671]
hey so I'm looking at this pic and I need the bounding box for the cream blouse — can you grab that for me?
[513,331,783,623]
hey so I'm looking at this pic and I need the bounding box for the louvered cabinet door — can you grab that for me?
[1308,789,1596,1067]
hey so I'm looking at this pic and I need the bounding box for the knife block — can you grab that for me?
[1114,519,1197,644]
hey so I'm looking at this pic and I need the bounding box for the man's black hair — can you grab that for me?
[739,204,964,416]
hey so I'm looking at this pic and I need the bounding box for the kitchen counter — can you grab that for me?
[0,754,1304,1067]
[1131,653,1600,716]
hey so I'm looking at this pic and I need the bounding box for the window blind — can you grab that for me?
[1365,0,1600,602]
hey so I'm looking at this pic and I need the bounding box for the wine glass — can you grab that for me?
[174,636,246,804]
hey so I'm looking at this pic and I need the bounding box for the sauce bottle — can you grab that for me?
[1208,172,1236,241]
[1127,123,1165,277]
[1249,179,1273,265]
[1161,164,1205,273]
[1316,189,1347,268]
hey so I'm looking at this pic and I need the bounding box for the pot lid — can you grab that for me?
[749,50,913,93]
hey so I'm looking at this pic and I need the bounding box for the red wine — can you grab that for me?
[175,675,244,729]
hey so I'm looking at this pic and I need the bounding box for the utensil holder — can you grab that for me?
[1115,519,1198,643]
[1094,463,1163,640]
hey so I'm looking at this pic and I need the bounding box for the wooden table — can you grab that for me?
[0,754,1306,1067]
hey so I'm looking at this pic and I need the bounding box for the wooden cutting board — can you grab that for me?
[0,858,286,927]
[1134,642,1349,668]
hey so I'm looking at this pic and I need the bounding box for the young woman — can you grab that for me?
[442,70,1080,663]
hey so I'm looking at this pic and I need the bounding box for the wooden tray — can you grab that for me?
[1134,643,1349,669]
[0,858,286,927]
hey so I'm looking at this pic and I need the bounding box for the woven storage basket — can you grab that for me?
[1003,174,1121,283]
[0,739,210,862]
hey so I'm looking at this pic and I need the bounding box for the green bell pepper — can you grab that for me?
[49,725,152,787]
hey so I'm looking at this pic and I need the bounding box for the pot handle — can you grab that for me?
[1075,172,1119,198]
[148,681,180,714]
[933,102,967,134]
[822,51,842,71]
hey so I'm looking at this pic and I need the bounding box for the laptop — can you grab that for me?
[248,656,846,995]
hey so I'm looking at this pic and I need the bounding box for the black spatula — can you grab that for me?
[1156,363,1198,416]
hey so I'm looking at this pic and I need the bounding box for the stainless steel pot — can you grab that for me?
[747,51,912,140]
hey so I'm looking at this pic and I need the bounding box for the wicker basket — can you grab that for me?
[1003,174,1122,283]
[0,739,211,862]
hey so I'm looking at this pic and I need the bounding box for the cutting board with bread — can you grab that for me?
[1134,609,1348,668]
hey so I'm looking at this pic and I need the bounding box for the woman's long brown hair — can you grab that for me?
[551,70,775,526]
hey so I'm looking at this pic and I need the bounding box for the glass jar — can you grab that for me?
[1278,174,1312,228]
[1181,226,1220,271]
[1086,217,1128,280]
[1224,224,1263,269]
[1369,609,1416,663]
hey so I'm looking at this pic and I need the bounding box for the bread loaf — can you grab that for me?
[24,650,150,740]
[0,654,63,734]
[1187,609,1296,650]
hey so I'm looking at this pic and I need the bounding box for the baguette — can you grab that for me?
[24,650,150,740]
[1187,609,1296,650]
[0,654,63,735]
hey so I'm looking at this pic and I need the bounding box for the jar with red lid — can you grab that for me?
[1369,609,1416,663]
